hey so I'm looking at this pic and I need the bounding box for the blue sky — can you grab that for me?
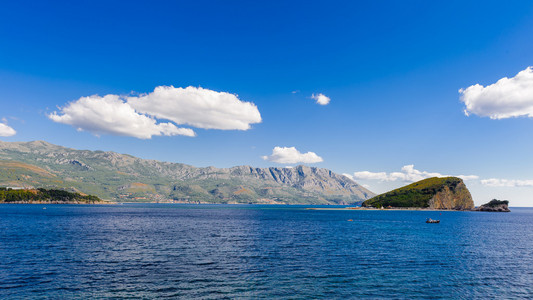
[1,1,533,205]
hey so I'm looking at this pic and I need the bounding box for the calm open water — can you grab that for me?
[0,204,532,299]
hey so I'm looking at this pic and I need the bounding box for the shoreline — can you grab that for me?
[306,207,475,211]
[0,203,512,211]
[0,201,115,204]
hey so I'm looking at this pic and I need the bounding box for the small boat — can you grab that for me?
[426,218,440,223]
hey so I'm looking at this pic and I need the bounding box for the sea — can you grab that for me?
[1,204,532,299]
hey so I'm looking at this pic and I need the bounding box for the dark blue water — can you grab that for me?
[1,204,532,299]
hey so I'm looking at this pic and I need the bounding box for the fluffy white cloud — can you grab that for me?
[311,93,330,105]
[262,146,323,164]
[351,165,478,182]
[0,122,16,137]
[352,171,389,181]
[49,86,262,139]
[481,178,533,187]
[460,66,533,119]
[128,86,261,130]
[49,94,195,139]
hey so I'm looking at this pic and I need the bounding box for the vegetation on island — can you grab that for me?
[0,187,104,203]
[362,177,472,209]
[475,199,510,212]
[483,199,509,207]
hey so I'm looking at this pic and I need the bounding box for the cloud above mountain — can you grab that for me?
[128,86,261,130]
[262,146,323,164]
[460,66,533,119]
[350,165,478,182]
[0,121,16,137]
[49,86,261,139]
[311,93,330,105]
[49,94,195,139]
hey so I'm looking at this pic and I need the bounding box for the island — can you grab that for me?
[475,199,510,212]
[0,187,106,204]
[361,177,474,210]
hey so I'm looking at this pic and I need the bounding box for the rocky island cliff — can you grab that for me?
[362,177,474,210]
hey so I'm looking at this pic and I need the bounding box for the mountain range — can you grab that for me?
[0,141,374,204]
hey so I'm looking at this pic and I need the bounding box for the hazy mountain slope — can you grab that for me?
[0,141,374,204]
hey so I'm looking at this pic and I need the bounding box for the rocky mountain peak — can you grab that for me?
[0,140,374,204]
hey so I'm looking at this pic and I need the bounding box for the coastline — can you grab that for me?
[306,207,475,211]
[0,201,114,204]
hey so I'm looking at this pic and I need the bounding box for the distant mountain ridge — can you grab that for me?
[0,140,374,204]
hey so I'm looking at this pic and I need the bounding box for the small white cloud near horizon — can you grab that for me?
[351,165,478,183]
[262,146,323,164]
[481,178,533,187]
[460,66,533,119]
[342,173,354,181]
[311,93,331,105]
[49,86,262,139]
[49,94,195,139]
[342,174,373,190]
[0,119,16,137]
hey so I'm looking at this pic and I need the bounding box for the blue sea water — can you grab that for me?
[1,204,532,299]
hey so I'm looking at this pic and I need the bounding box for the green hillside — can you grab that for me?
[0,187,104,204]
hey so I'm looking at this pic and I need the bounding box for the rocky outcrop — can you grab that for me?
[475,199,510,212]
[363,177,474,210]
[427,180,474,210]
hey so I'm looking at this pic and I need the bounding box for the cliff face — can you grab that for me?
[362,177,474,210]
[0,141,374,204]
[228,165,369,198]
[428,181,474,210]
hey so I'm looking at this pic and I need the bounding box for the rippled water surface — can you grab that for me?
[1,204,532,299]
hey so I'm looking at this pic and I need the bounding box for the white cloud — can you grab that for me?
[481,178,533,187]
[352,165,533,190]
[262,146,323,164]
[457,175,480,181]
[128,86,261,130]
[49,94,195,139]
[0,121,16,137]
[49,86,262,139]
[351,164,478,183]
[311,93,330,105]
[342,173,354,181]
[352,171,390,181]
[460,66,533,119]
